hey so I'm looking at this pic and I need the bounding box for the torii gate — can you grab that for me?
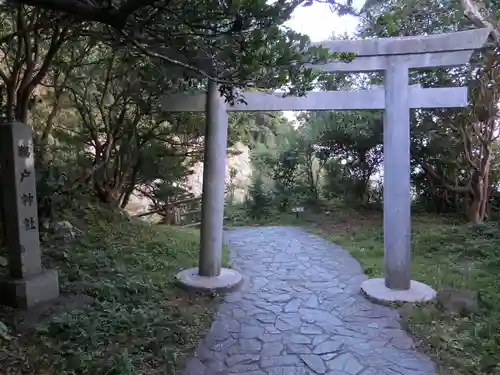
[163,28,490,303]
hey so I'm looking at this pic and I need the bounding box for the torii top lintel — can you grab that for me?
[161,28,491,112]
[308,27,491,71]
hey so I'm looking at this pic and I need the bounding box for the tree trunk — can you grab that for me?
[467,168,490,225]
[305,153,318,200]
[468,193,483,225]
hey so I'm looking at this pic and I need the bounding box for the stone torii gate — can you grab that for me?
[163,28,490,303]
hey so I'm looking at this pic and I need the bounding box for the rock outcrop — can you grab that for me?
[125,142,252,216]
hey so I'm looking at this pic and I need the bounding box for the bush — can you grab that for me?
[36,164,92,222]
[246,174,274,219]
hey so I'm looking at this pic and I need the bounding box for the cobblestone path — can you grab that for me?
[183,227,436,375]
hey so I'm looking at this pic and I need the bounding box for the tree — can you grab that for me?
[0,6,71,122]
[300,110,383,205]
[4,0,356,99]
[63,43,204,206]
[360,0,500,223]
[229,112,292,148]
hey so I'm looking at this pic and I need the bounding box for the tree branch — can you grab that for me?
[120,29,245,86]
[460,0,499,44]
[422,163,472,193]
[18,0,123,28]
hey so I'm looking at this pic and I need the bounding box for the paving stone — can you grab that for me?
[326,353,365,375]
[348,343,377,356]
[226,293,244,302]
[304,295,320,308]
[284,333,313,344]
[264,326,281,334]
[279,315,303,328]
[243,306,269,316]
[236,339,262,353]
[313,340,343,355]
[321,353,339,361]
[255,313,277,324]
[181,227,437,375]
[286,343,312,354]
[225,354,260,367]
[300,354,327,374]
[357,368,379,375]
[211,337,237,351]
[299,308,345,325]
[256,302,283,314]
[300,324,323,335]
[229,363,262,373]
[276,319,297,331]
[259,333,283,342]
[267,294,294,303]
[224,318,241,333]
[312,335,330,346]
[376,348,436,372]
[205,323,231,346]
[266,367,310,375]
[240,325,265,339]
[332,336,368,347]
[261,355,301,368]
[262,342,284,356]
[284,298,302,312]
[234,308,247,319]
[325,326,368,339]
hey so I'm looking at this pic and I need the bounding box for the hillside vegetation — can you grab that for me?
[0,203,219,375]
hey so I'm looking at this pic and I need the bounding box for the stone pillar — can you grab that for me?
[383,62,411,290]
[0,122,59,308]
[198,81,228,277]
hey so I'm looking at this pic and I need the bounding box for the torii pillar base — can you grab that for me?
[361,278,436,305]
[175,268,243,293]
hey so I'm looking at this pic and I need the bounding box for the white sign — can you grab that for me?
[292,207,304,213]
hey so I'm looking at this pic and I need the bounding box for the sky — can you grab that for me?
[282,0,365,122]
[285,1,365,42]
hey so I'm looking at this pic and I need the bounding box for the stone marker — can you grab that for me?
[0,122,59,309]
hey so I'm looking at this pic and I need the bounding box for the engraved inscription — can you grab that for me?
[23,217,36,231]
[21,192,34,207]
[18,144,31,158]
[20,169,31,182]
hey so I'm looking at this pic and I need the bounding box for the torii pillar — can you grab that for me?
[174,81,243,292]
[312,27,491,303]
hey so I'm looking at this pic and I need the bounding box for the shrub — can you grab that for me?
[246,174,273,219]
[36,164,92,222]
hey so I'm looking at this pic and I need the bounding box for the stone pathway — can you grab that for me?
[183,227,436,375]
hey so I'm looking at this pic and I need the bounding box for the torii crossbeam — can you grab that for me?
[163,27,490,303]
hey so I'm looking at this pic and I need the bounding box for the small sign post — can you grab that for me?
[292,206,304,219]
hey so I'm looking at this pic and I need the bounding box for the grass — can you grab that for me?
[0,203,225,375]
[226,205,500,375]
